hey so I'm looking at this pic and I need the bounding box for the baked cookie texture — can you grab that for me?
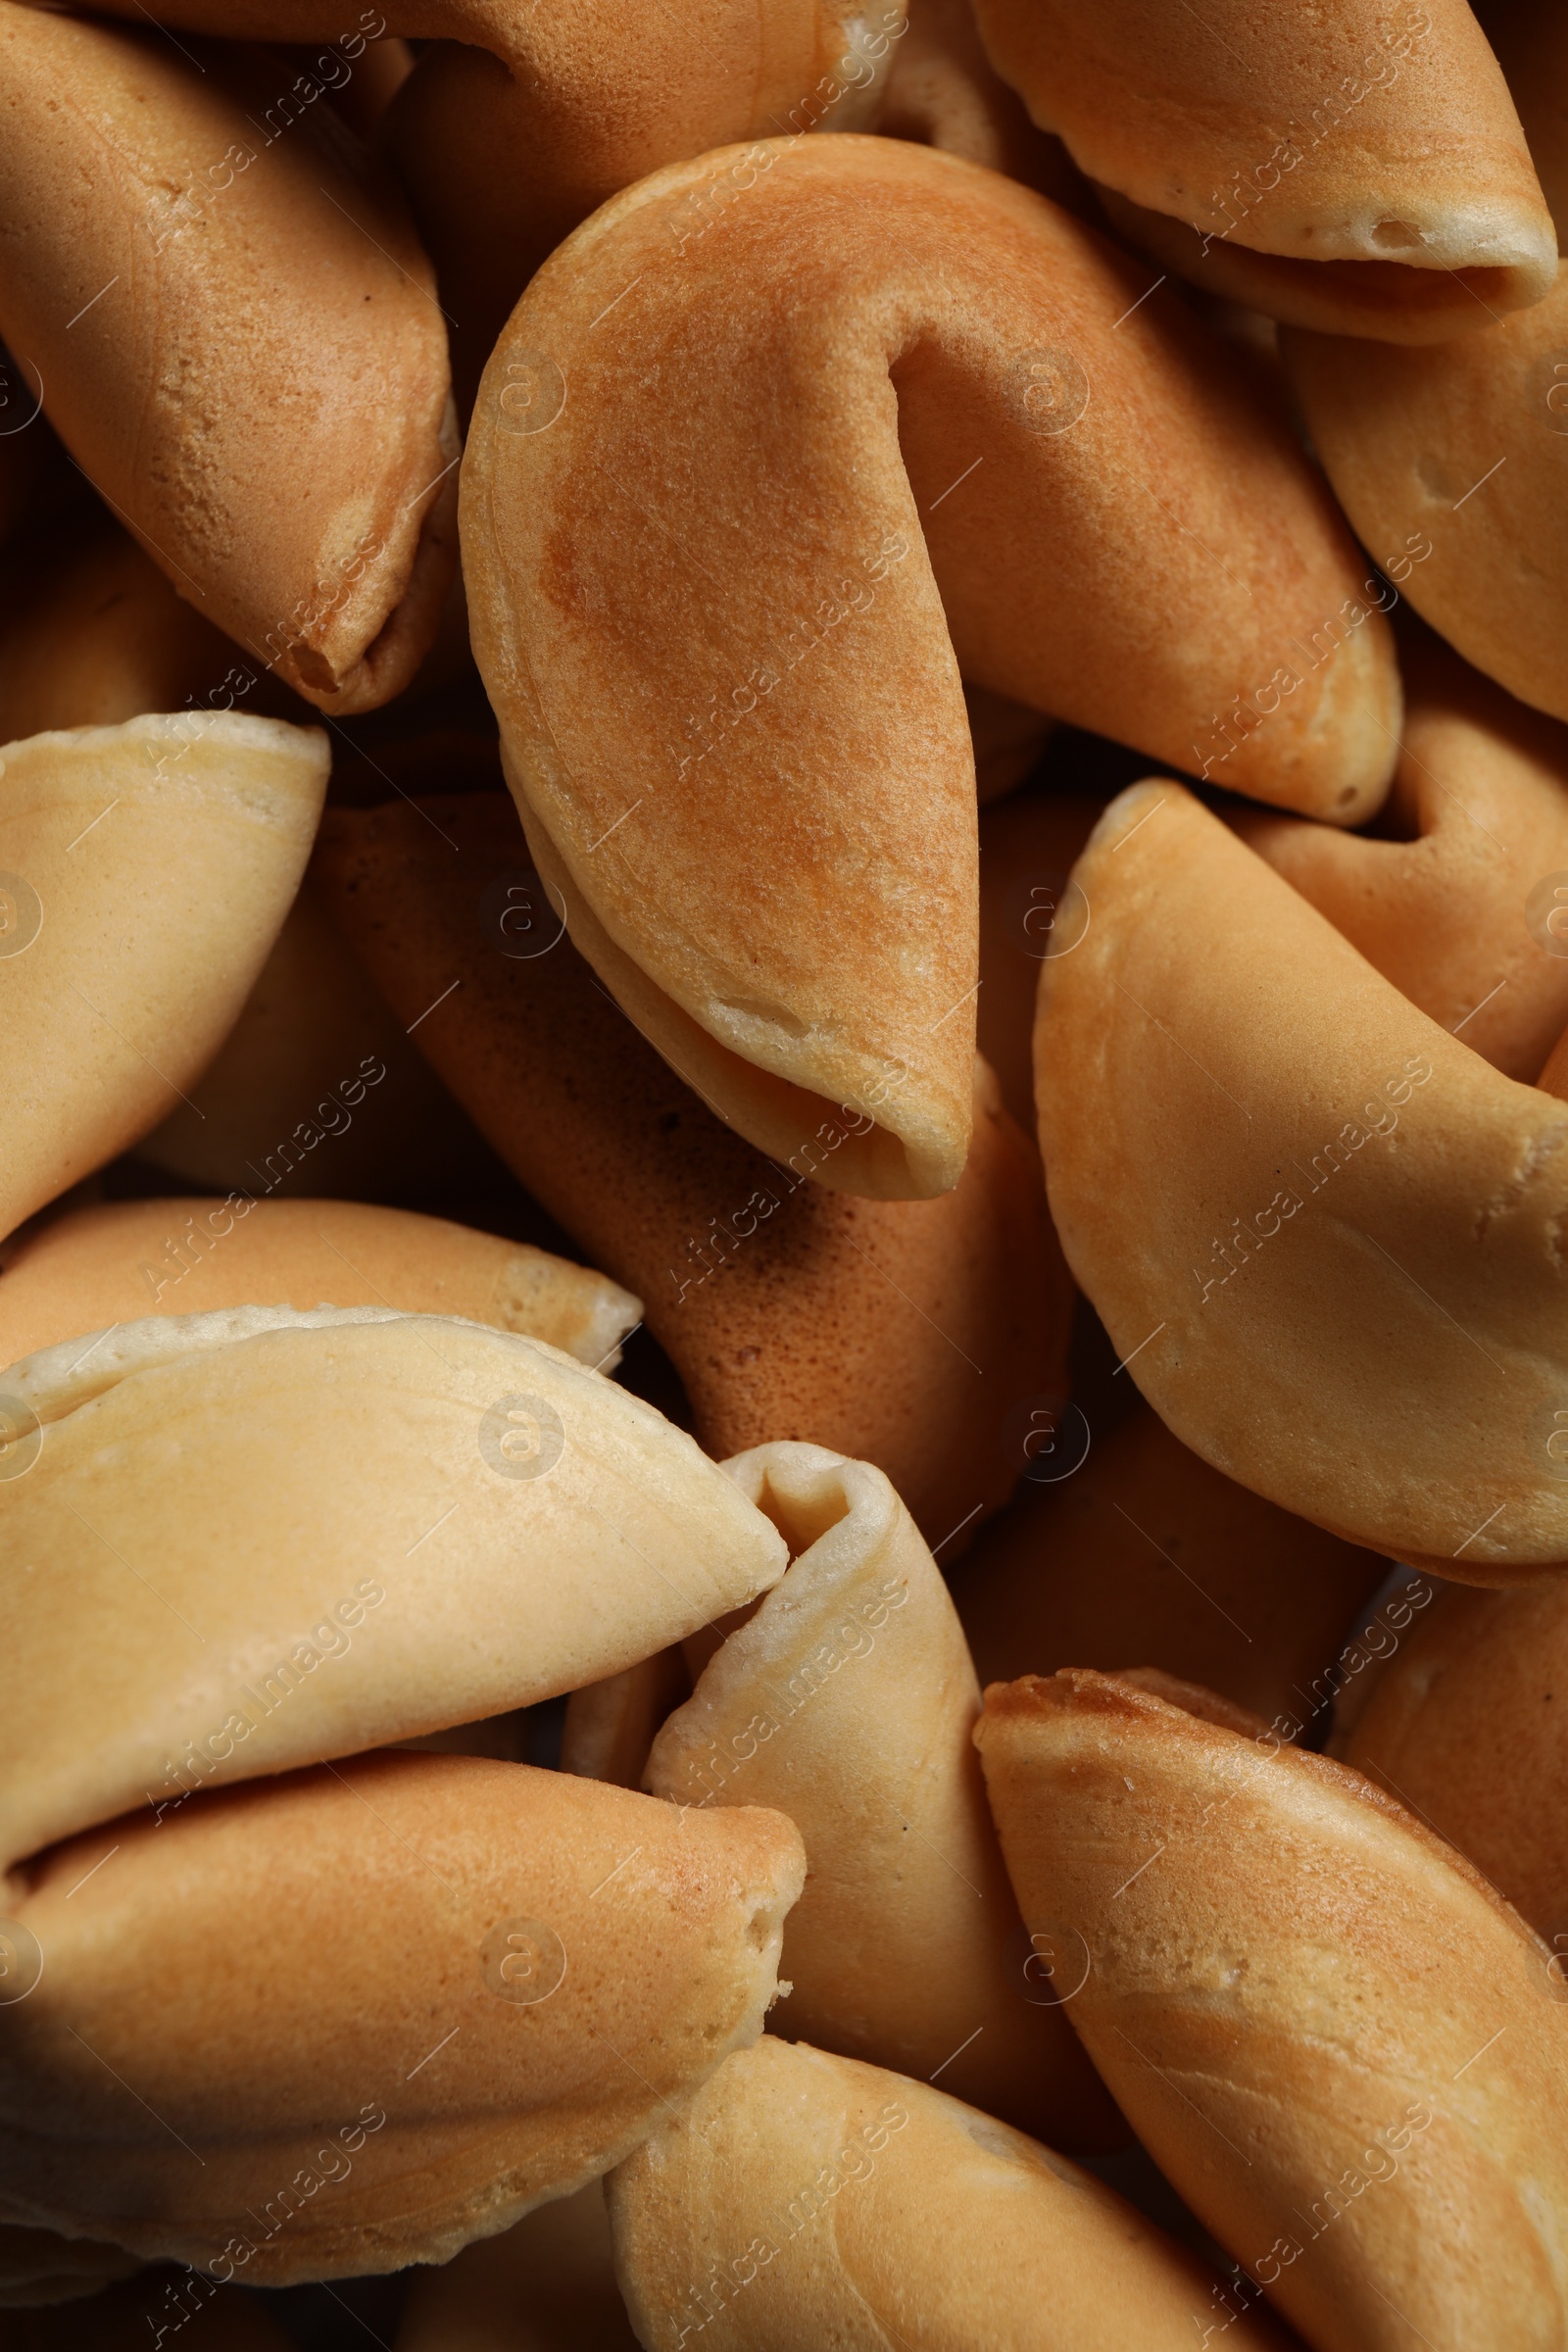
[314,792,1063,1551]
[0,4,457,711]
[972,0,1556,337]
[0,715,327,1240]
[1036,780,1568,1578]
[608,2036,1291,2349]
[978,1668,1568,2351]
[463,136,1399,1199]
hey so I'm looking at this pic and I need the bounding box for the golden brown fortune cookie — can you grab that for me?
[1334,1577,1568,1947]
[971,0,1556,339]
[1234,641,1568,1083]
[1036,779,1568,1581]
[954,1401,1387,1731]
[1282,13,1568,726]
[76,0,903,409]
[978,1669,1568,2351]
[0,523,244,745]
[0,713,327,1243]
[312,792,1067,1553]
[462,137,1400,1201]
[607,2037,1291,2352]
[389,0,904,407]
[0,4,456,714]
[395,2178,637,2351]
[0,1197,640,1374]
[131,876,499,1202]
[0,1752,803,2282]
[1284,293,1568,726]
[0,1304,786,1861]
[880,0,1086,209]
[644,1441,1120,2149]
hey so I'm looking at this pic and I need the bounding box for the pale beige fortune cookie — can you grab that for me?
[1035,779,1568,1579]
[0,713,327,1243]
[644,1441,1120,2147]
[0,1308,802,2277]
[607,2037,1290,2350]
[0,1197,639,1374]
[978,1668,1568,2350]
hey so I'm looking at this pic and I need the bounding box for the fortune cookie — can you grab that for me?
[881,0,1083,207]
[0,1198,640,1374]
[1036,780,1568,1579]
[607,2037,1289,2350]
[1285,293,1568,726]
[955,1402,1386,1729]
[0,538,451,1202]
[0,523,241,745]
[972,0,1557,339]
[0,1304,786,1864]
[0,3,456,713]
[645,1442,1119,2147]
[83,0,903,406]
[1336,1576,1568,1946]
[462,136,1399,1199]
[1282,16,1568,725]
[562,1650,691,1791]
[395,2178,636,2351]
[132,880,500,1202]
[1236,639,1568,1080]
[314,793,1065,1551]
[0,1752,803,2280]
[0,713,327,1243]
[978,1669,1568,2351]
[389,0,903,403]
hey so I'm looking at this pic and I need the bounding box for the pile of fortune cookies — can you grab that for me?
[3,0,1568,2346]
